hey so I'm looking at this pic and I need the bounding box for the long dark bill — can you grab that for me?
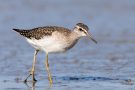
[87,32,97,44]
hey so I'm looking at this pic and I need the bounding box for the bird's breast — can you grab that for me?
[26,31,79,53]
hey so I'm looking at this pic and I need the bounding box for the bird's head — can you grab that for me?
[73,23,97,44]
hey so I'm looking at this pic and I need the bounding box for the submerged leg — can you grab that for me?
[45,53,53,86]
[24,50,39,82]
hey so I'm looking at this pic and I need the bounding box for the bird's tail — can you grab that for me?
[13,28,32,39]
[13,28,30,34]
[13,28,22,33]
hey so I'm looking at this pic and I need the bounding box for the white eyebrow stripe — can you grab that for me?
[76,25,88,34]
[82,29,88,33]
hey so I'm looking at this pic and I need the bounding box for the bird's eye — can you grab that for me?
[79,28,83,31]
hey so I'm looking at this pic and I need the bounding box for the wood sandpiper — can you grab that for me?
[13,23,97,86]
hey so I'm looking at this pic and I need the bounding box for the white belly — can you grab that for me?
[26,36,68,53]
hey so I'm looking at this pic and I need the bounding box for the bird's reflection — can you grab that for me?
[24,82,36,90]
[24,81,51,90]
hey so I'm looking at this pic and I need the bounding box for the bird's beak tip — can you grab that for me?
[87,33,97,44]
[91,38,98,44]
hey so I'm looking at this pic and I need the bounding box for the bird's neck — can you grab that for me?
[64,31,80,50]
[69,31,81,41]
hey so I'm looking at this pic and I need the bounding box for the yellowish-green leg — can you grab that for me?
[45,53,53,86]
[24,50,39,82]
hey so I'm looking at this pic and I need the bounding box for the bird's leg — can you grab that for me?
[24,50,39,83]
[45,53,53,86]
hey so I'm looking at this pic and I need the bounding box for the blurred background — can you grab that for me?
[0,0,135,89]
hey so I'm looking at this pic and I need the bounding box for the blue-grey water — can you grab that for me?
[0,0,135,90]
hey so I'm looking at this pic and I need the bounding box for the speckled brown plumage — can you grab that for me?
[13,26,71,40]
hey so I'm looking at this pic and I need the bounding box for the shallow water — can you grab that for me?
[0,0,135,90]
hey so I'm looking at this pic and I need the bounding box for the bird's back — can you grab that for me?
[13,26,71,40]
